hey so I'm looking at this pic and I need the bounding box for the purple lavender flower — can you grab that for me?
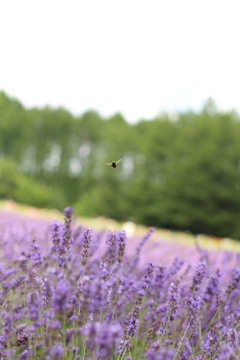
[227,327,238,348]
[117,230,127,265]
[120,289,146,354]
[50,220,62,251]
[137,227,155,253]
[2,204,240,359]
[63,206,74,249]
[30,239,43,267]
[50,343,64,359]
[224,267,240,299]
[0,291,3,308]
[52,279,71,312]
[0,334,6,349]
[167,257,184,278]
[10,275,25,290]
[142,261,155,290]
[16,331,28,347]
[28,269,41,291]
[146,346,174,360]
[41,277,53,308]
[81,230,92,266]
[49,319,62,330]
[1,349,16,358]
[103,287,112,312]
[203,326,219,358]
[180,340,192,360]
[156,347,174,360]
[217,347,235,360]
[154,264,167,288]
[98,322,123,358]
[136,289,145,305]
[229,266,240,292]
[166,281,181,323]
[16,323,27,335]
[17,253,29,272]
[203,268,221,302]
[18,349,30,359]
[236,251,240,265]
[87,278,109,314]
[185,294,202,328]
[64,206,73,218]
[56,223,69,268]
[69,276,84,312]
[118,339,132,357]
[3,268,16,280]
[105,230,118,266]
[84,321,122,357]
[12,303,26,321]
[0,310,13,334]
[145,327,154,350]
[194,238,209,263]
[190,261,207,292]
[27,291,40,321]
[0,263,4,283]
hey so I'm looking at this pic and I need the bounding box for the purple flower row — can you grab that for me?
[0,208,239,359]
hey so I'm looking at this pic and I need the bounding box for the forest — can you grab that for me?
[1,90,240,239]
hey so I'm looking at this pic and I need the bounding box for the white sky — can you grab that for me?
[0,0,239,123]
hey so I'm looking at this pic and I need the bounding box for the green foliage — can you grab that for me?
[0,157,52,207]
[1,91,240,239]
[158,113,240,238]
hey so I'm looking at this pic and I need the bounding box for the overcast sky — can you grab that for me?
[0,0,239,123]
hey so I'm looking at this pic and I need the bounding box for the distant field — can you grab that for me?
[1,199,239,254]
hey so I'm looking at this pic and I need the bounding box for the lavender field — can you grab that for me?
[0,207,240,359]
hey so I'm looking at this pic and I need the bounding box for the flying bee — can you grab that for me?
[106,159,122,169]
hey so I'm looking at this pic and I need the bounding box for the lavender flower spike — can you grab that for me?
[53,279,71,312]
[18,349,31,359]
[203,268,221,302]
[166,281,181,323]
[0,310,13,335]
[117,230,127,265]
[190,261,207,292]
[63,206,74,249]
[50,220,62,250]
[64,206,74,219]
[30,239,43,267]
[142,261,155,290]
[50,343,64,359]
[137,227,154,254]
[27,291,40,321]
[81,229,93,266]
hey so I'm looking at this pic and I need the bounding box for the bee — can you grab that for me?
[106,159,122,169]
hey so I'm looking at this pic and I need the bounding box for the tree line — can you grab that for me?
[1,91,240,239]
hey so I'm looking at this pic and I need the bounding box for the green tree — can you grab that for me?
[0,157,52,207]
[1,91,240,239]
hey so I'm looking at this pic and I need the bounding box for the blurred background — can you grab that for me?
[1,0,240,239]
